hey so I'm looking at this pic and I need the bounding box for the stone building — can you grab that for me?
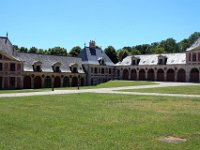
[78,40,115,85]
[116,38,200,82]
[0,35,200,89]
[0,36,85,89]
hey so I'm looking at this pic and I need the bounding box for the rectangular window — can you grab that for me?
[158,59,163,65]
[55,66,60,72]
[10,77,15,89]
[132,60,136,65]
[94,68,97,74]
[0,63,2,71]
[192,53,196,62]
[10,63,15,71]
[36,65,41,72]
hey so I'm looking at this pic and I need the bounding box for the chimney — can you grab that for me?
[5,32,8,43]
[89,40,96,49]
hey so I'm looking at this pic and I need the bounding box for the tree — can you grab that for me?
[104,46,118,63]
[178,39,189,52]
[47,47,67,56]
[160,38,178,53]
[149,46,165,54]
[117,49,128,62]
[131,49,141,55]
[69,46,81,57]
[29,47,38,53]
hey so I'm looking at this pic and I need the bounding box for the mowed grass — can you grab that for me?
[0,80,156,94]
[0,93,200,150]
[121,85,200,95]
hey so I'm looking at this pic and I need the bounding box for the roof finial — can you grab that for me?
[6,32,8,38]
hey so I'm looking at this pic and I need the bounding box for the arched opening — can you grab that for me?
[72,76,78,87]
[23,76,31,89]
[81,78,84,86]
[190,68,199,82]
[131,69,137,80]
[44,76,51,88]
[147,69,155,81]
[123,69,129,80]
[157,69,164,81]
[139,69,145,80]
[34,76,42,89]
[177,69,186,82]
[91,78,94,85]
[166,69,175,81]
[63,76,70,87]
[54,76,61,87]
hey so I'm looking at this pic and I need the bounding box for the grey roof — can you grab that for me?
[15,53,85,73]
[116,53,186,66]
[0,36,17,56]
[78,47,114,66]
[186,38,200,51]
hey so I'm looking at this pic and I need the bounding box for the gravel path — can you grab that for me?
[0,82,199,98]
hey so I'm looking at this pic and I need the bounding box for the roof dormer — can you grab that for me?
[158,55,167,65]
[52,62,61,72]
[131,56,140,65]
[33,61,42,72]
[69,63,78,73]
[98,57,105,65]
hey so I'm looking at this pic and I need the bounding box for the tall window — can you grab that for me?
[0,63,2,71]
[192,53,196,62]
[10,77,15,89]
[94,68,97,74]
[10,63,15,71]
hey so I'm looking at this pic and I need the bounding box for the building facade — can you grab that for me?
[0,36,200,89]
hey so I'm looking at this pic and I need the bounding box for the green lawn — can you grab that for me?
[0,80,156,94]
[0,93,200,150]
[120,85,200,95]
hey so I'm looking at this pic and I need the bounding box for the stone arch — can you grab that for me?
[54,76,61,87]
[123,69,129,80]
[190,68,199,82]
[81,77,84,86]
[139,69,145,80]
[63,76,70,87]
[157,69,164,81]
[177,69,186,82]
[147,69,155,81]
[44,76,52,88]
[34,76,42,89]
[166,69,175,81]
[23,76,31,89]
[131,69,137,80]
[72,76,78,87]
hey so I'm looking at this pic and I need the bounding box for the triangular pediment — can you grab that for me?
[0,51,20,61]
[186,38,200,51]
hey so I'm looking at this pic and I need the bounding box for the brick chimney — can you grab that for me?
[89,40,96,49]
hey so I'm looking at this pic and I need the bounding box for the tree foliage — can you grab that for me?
[104,46,118,64]
[69,46,81,57]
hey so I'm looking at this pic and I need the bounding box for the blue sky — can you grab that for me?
[0,0,199,51]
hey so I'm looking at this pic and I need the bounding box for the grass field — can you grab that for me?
[0,80,156,94]
[120,85,200,95]
[0,93,200,150]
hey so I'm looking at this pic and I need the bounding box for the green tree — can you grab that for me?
[104,46,118,63]
[69,46,81,57]
[149,46,165,54]
[160,38,178,53]
[47,47,67,56]
[117,49,128,62]
[29,47,38,53]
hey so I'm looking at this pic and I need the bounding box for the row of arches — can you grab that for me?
[123,68,199,82]
[24,76,84,89]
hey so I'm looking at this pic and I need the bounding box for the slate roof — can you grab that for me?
[78,47,114,66]
[0,36,17,56]
[15,53,85,73]
[186,38,200,51]
[116,53,186,66]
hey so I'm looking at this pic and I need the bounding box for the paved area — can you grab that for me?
[0,82,200,98]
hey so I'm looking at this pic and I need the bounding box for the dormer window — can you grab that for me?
[98,57,105,65]
[158,55,167,65]
[33,61,42,72]
[131,56,140,65]
[69,63,78,73]
[52,62,61,73]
